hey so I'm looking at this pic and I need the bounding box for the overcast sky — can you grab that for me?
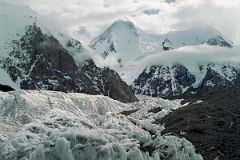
[4,0,240,44]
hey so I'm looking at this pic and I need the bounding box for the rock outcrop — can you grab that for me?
[132,63,240,98]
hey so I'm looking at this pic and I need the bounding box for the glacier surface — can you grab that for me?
[0,90,202,160]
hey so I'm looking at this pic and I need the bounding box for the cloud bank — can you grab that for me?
[3,0,240,45]
[122,45,240,83]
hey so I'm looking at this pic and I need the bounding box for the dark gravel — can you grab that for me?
[154,89,240,160]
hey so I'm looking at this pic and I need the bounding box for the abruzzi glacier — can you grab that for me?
[0,0,240,160]
[0,90,202,160]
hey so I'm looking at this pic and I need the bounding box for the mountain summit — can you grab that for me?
[90,19,141,60]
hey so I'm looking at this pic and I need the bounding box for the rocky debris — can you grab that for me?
[1,23,137,103]
[154,89,240,160]
[148,107,162,113]
[0,84,14,92]
[120,109,139,116]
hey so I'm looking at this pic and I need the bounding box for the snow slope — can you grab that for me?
[0,1,37,58]
[0,90,202,160]
[0,68,19,89]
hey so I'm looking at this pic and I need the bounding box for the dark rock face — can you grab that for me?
[174,64,196,87]
[132,64,196,97]
[190,65,240,95]
[162,38,173,51]
[132,63,240,98]
[196,68,232,93]
[1,23,137,103]
[0,84,14,92]
[79,60,138,103]
[154,89,240,160]
[206,36,232,48]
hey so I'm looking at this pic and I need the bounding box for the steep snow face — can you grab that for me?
[0,2,35,89]
[53,33,92,66]
[0,1,37,58]
[89,19,232,76]
[90,20,141,59]
[0,68,19,89]
[0,90,202,160]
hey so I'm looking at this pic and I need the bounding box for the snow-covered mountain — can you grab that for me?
[131,45,240,98]
[89,19,240,98]
[0,2,137,103]
[0,90,202,160]
[89,19,232,74]
[132,63,240,98]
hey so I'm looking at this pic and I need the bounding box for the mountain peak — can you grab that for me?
[90,23,233,83]
[109,19,138,31]
[98,19,140,40]
[89,19,141,58]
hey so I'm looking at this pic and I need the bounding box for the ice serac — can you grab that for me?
[0,2,137,103]
[0,90,203,160]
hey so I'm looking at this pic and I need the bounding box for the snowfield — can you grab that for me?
[0,90,202,160]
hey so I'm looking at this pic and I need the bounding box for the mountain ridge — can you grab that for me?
[0,2,137,103]
[88,19,239,99]
[89,19,233,82]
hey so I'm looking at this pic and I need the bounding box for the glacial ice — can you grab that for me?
[0,90,202,160]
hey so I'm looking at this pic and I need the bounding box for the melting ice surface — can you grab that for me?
[0,90,202,160]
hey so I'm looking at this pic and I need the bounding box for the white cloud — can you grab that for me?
[3,0,240,44]
[171,0,240,44]
[122,45,240,83]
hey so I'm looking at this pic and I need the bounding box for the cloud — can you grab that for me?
[143,9,160,15]
[171,0,240,44]
[3,0,240,45]
[122,45,240,83]
[165,0,177,3]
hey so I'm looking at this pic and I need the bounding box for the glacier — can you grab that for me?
[0,90,202,160]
